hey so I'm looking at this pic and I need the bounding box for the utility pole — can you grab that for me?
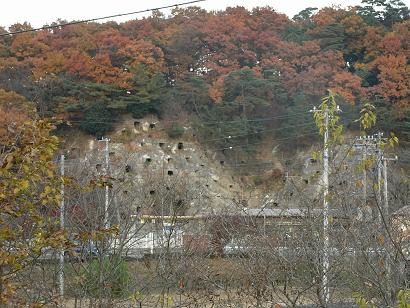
[363,137,368,203]
[322,106,330,306]
[382,155,397,218]
[353,133,386,221]
[375,133,384,224]
[99,137,110,230]
[376,135,382,209]
[384,157,388,218]
[353,134,397,303]
[310,104,341,306]
[382,154,397,303]
[353,135,375,219]
[58,154,65,302]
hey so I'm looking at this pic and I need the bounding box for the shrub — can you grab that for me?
[253,176,264,186]
[127,102,160,119]
[82,256,130,299]
[167,123,184,139]
[79,104,117,137]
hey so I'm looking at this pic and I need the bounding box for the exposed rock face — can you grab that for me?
[65,115,378,215]
[65,116,244,215]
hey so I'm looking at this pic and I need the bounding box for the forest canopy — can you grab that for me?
[0,0,408,139]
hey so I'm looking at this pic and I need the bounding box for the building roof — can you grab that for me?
[240,207,344,218]
[392,206,410,217]
[136,208,348,221]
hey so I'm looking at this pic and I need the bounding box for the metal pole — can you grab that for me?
[322,107,330,305]
[310,103,341,305]
[382,155,397,302]
[383,158,388,218]
[99,137,110,230]
[383,156,392,300]
[363,138,367,205]
[353,134,385,221]
[263,214,266,237]
[377,136,382,224]
[310,105,330,305]
[105,139,109,230]
[114,194,121,234]
[59,154,65,302]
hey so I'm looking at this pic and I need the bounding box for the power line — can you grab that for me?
[204,122,315,143]
[58,131,320,167]
[199,112,310,125]
[0,0,206,37]
[64,111,310,126]
[202,117,356,143]
[216,130,319,151]
[63,117,315,144]
[61,159,278,169]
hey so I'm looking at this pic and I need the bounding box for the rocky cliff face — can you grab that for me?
[63,115,249,214]
[63,115,392,215]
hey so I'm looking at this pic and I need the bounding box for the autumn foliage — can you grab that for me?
[0,1,407,136]
[0,120,62,305]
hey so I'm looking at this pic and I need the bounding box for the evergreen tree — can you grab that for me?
[127,64,167,118]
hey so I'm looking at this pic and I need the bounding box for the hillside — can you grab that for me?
[0,0,408,215]
[1,1,410,306]
[0,1,409,145]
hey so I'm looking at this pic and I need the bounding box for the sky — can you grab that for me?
[1,0,409,29]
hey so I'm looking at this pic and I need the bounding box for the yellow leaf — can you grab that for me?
[20,180,29,190]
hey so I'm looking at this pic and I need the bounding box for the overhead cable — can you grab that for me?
[61,111,310,126]
[0,0,206,37]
